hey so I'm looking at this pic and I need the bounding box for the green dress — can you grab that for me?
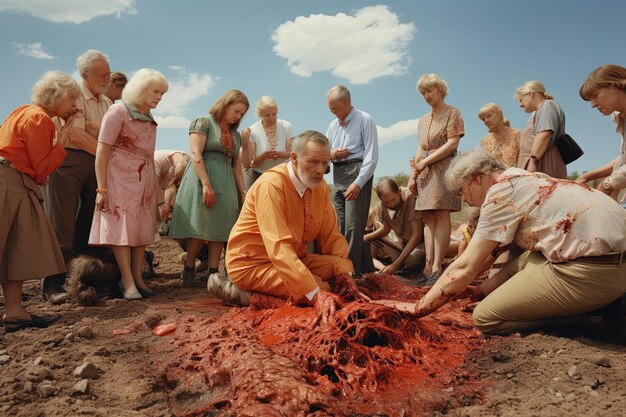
[169,115,241,242]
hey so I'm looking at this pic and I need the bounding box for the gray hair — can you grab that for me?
[327,85,351,102]
[31,71,80,110]
[76,49,110,75]
[444,148,505,191]
[514,80,554,101]
[416,73,449,98]
[255,95,278,118]
[291,130,329,156]
[122,68,169,107]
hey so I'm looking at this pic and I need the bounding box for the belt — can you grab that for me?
[333,158,363,166]
[574,251,626,265]
[0,156,15,168]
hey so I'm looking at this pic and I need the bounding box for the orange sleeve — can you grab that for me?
[22,113,66,183]
[255,179,319,299]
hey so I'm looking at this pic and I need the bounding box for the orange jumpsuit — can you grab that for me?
[226,163,354,300]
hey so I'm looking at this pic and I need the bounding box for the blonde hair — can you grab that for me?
[255,96,278,118]
[122,68,169,108]
[514,80,554,101]
[477,103,511,127]
[444,148,505,191]
[209,89,250,130]
[579,64,626,101]
[416,73,448,98]
[31,71,80,110]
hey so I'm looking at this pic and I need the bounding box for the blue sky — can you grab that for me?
[1,0,624,179]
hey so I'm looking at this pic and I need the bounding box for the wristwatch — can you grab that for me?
[602,179,613,192]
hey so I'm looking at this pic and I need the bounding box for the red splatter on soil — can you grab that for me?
[157,273,486,416]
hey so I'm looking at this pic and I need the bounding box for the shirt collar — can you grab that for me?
[123,100,156,124]
[287,161,308,198]
[79,80,104,102]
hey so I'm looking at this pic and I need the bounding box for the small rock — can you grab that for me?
[540,353,548,359]
[73,362,99,379]
[552,376,561,382]
[0,355,11,365]
[584,355,611,368]
[72,379,89,394]
[506,373,514,379]
[590,378,605,390]
[38,382,57,397]
[65,332,75,342]
[33,357,44,366]
[25,365,52,383]
[23,381,34,393]
[556,348,566,354]
[76,326,94,339]
[565,393,576,402]
[555,392,564,398]
[567,365,582,380]
[582,385,599,397]
[0,349,7,355]
[94,346,110,357]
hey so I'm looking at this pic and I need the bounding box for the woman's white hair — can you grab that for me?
[255,96,278,118]
[122,69,169,108]
[416,73,449,98]
[31,71,80,111]
[76,49,110,76]
[444,148,505,191]
[291,130,329,157]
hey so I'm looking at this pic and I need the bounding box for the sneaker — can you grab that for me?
[207,273,251,306]
[181,265,196,288]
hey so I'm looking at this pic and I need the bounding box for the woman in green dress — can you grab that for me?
[169,90,249,286]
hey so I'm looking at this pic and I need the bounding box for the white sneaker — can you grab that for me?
[207,273,251,306]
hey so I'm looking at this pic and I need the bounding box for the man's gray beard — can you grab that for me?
[297,167,322,189]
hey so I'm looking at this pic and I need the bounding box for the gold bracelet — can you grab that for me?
[96,187,107,193]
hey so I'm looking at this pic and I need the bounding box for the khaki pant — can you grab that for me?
[473,251,626,335]
[231,253,353,301]
[370,234,425,271]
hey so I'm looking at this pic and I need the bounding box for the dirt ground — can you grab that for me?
[1,238,625,417]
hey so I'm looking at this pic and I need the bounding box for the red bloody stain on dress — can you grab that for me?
[158,273,487,416]
[555,214,575,234]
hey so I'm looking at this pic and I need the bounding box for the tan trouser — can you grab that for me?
[473,251,626,335]
[371,235,426,271]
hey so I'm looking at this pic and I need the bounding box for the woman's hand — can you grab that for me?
[95,192,108,213]
[202,184,216,207]
[158,203,170,222]
[408,177,418,195]
[57,110,80,145]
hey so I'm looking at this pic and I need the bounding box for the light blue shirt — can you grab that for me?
[326,107,378,189]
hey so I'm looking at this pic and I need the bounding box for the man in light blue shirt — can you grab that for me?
[326,85,379,274]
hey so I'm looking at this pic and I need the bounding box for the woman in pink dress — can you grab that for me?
[89,69,169,300]
[408,73,464,285]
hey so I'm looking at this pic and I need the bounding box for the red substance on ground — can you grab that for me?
[158,273,486,416]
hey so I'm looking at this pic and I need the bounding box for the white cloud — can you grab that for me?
[272,5,416,84]
[154,115,191,129]
[168,65,186,75]
[377,119,419,146]
[156,72,216,116]
[0,0,136,24]
[12,42,54,59]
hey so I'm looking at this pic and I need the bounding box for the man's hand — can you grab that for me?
[380,263,399,275]
[312,290,343,327]
[334,273,361,301]
[331,147,349,160]
[343,183,361,201]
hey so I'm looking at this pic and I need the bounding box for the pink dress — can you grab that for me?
[89,102,157,246]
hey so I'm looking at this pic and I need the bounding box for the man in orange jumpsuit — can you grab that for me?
[215,130,358,323]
